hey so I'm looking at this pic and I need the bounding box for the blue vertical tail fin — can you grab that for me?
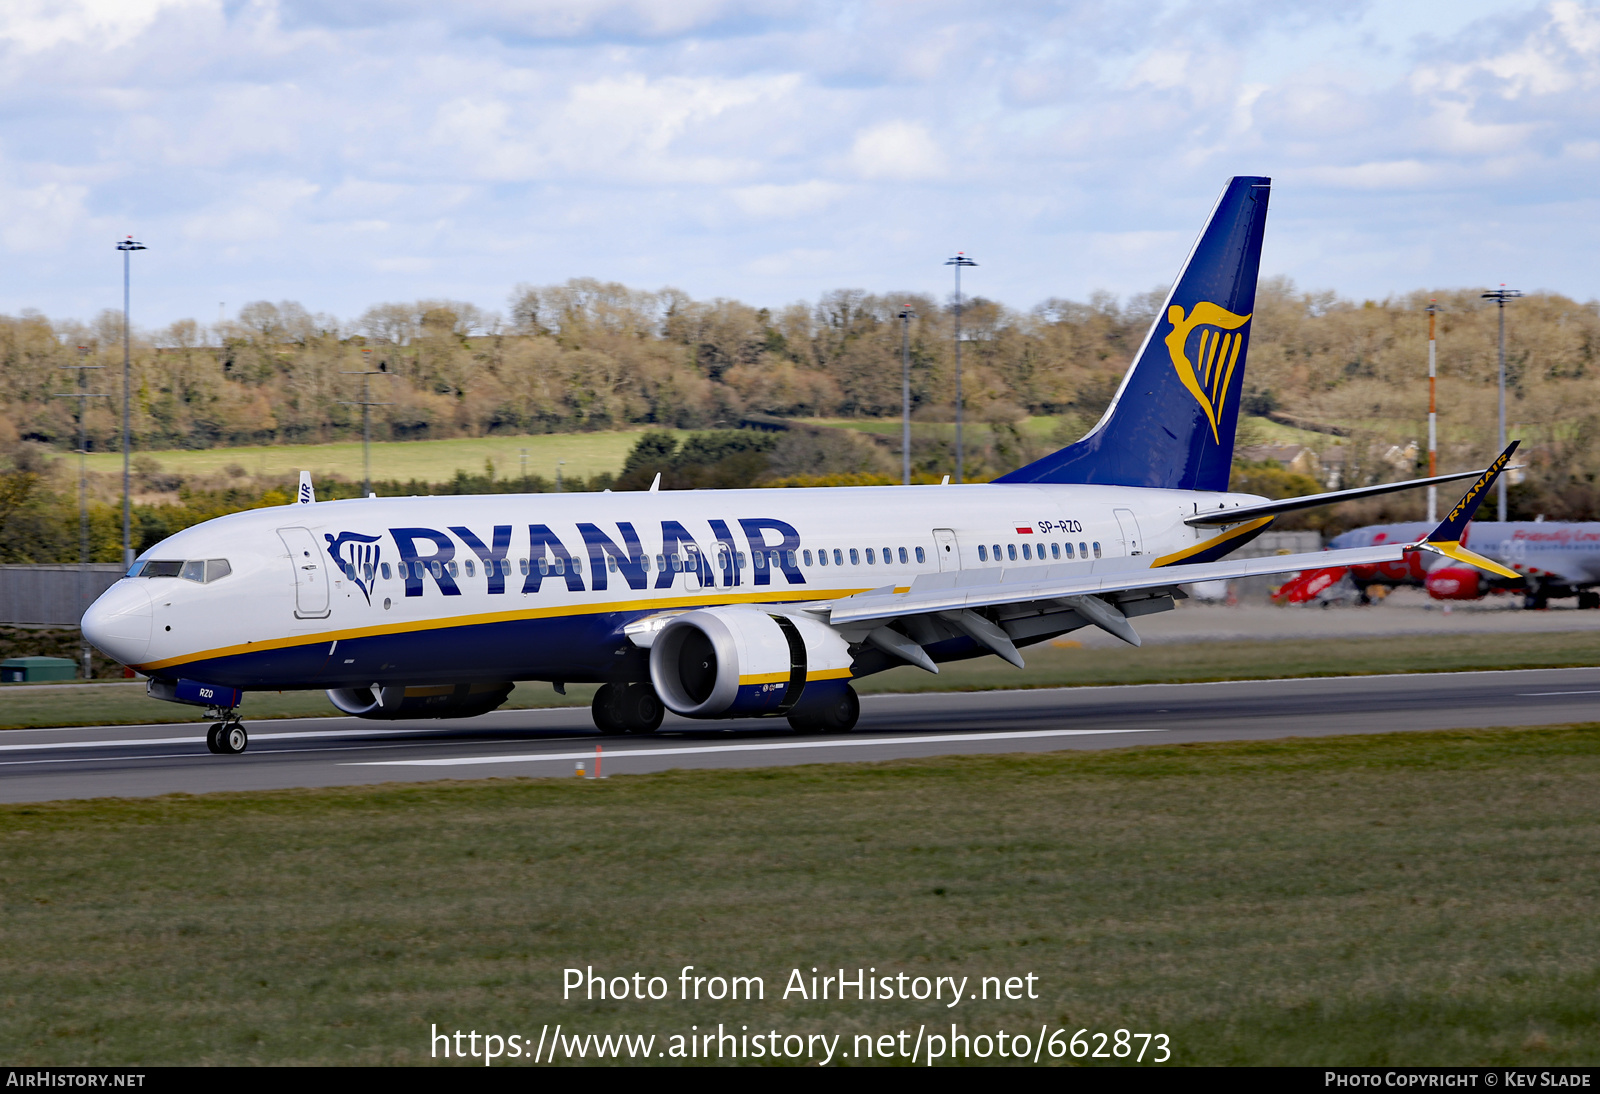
[996,175,1271,492]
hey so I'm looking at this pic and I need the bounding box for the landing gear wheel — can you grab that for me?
[621,683,664,734]
[788,686,860,733]
[591,683,627,735]
[1582,591,1600,611]
[205,723,225,754]
[217,722,248,755]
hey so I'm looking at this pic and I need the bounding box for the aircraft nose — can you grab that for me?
[82,580,152,666]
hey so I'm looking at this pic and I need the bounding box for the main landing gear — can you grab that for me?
[592,683,665,735]
[786,685,860,733]
[205,711,249,755]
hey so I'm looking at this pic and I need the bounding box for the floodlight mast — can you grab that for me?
[1481,287,1523,521]
[116,236,146,568]
[944,253,977,484]
[897,305,916,485]
[1426,302,1439,523]
[340,349,395,497]
[55,347,109,678]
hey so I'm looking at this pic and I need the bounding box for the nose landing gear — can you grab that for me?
[204,710,249,755]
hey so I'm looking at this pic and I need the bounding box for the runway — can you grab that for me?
[3,667,1598,803]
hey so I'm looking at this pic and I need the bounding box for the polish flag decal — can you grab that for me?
[1015,527,1033,534]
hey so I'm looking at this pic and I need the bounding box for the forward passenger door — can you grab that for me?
[277,527,330,619]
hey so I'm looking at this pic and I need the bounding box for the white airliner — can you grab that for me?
[82,176,1518,755]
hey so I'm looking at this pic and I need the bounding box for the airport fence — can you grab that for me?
[0,564,124,627]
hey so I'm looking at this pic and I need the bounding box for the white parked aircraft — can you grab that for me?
[82,177,1518,754]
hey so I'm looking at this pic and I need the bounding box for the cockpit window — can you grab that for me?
[134,558,231,583]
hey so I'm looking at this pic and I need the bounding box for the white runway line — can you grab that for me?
[0,727,444,753]
[346,727,1160,768]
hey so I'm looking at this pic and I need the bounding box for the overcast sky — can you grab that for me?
[1,0,1595,328]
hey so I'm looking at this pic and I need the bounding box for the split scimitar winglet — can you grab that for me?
[1408,440,1523,580]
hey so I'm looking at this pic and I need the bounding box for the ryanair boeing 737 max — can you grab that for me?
[81,177,1520,754]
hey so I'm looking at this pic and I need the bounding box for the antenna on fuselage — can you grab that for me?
[648,473,661,493]
[297,471,315,505]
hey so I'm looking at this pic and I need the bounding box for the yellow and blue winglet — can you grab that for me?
[1410,441,1522,580]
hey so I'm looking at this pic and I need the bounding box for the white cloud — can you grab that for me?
[0,0,210,52]
[850,121,946,181]
[5,0,1600,323]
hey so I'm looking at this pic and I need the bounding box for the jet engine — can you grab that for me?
[327,681,514,720]
[648,605,853,719]
[1424,566,1482,600]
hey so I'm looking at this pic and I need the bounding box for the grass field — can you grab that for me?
[4,631,1599,731]
[69,414,1330,490]
[80,430,687,485]
[2,725,1596,1065]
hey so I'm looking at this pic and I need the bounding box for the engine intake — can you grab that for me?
[648,605,852,719]
[327,681,514,720]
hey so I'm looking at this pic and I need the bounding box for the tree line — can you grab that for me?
[2,275,1599,564]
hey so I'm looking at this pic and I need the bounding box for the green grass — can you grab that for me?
[803,415,1064,440]
[2,726,1598,1065]
[5,630,1599,731]
[80,430,689,485]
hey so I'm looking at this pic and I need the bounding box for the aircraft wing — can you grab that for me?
[812,441,1520,662]
[822,544,1404,629]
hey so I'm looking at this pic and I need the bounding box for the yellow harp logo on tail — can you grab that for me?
[1164,302,1252,444]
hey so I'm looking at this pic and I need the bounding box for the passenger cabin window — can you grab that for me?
[833,549,843,566]
[1022,544,1032,560]
[915,546,925,563]
[464,560,475,577]
[1007,544,1017,562]
[1051,543,1060,560]
[865,548,875,564]
[1093,542,1102,558]
[803,549,813,566]
[978,545,988,561]
[380,562,392,580]
[1065,543,1075,558]
[817,550,828,567]
[898,547,908,564]
[1079,542,1088,558]
[849,548,860,565]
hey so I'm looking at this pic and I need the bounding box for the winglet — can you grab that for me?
[1411,441,1521,580]
[297,471,315,505]
[648,472,661,493]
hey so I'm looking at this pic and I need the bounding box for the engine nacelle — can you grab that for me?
[648,605,853,719]
[1425,566,1482,601]
[327,682,514,720]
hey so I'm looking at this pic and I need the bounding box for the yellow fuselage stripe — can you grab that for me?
[137,586,875,673]
[1148,516,1274,568]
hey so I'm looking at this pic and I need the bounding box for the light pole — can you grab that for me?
[55,348,109,678]
[897,305,916,485]
[944,252,977,483]
[339,349,394,497]
[116,237,146,568]
[1481,287,1523,521]
[1425,302,1439,523]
